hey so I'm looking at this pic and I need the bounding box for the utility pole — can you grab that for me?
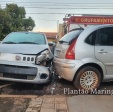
[56,20,59,42]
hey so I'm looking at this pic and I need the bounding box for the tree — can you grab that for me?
[0,4,35,40]
[22,17,35,31]
[0,9,11,40]
[6,4,26,31]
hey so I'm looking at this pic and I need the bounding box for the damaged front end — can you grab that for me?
[34,49,54,83]
[0,49,53,84]
[0,31,54,84]
[35,49,53,67]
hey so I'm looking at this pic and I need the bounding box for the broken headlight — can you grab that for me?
[35,49,50,65]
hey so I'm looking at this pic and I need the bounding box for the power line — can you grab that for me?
[26,12,113,15]
[2,4,113,9]
[1,2,113,8]
[0,1,13,2]
[2,5,112,9]
[27,17,57,21]
[12,2,113,4]
[1,1,113,4]
[27,13,67,14]
[2,4,113,8]
[1,2,113,6]
[2,4,113,7]
[24,7,113,9]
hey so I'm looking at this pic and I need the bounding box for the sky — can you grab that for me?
[1,0,113,32]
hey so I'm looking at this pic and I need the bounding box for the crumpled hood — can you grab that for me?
[0,44,49,54]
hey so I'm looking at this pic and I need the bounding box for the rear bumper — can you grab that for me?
[53,57,84,81]
[0,60,51,84]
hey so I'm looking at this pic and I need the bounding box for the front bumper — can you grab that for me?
[0,60,51,84]
[53,57,84,81]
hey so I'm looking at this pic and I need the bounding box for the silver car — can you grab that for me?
[54,25,113,91]
[0,32,53,84]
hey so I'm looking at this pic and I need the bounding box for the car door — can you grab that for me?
[95,27,113,75]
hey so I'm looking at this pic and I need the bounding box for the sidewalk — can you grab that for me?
[26,96,68,112]
[26,95,113,112]
[67,95,113,112]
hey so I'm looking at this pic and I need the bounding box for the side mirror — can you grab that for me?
[48,42,53,46]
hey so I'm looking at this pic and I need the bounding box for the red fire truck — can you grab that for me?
[63,14,113,33]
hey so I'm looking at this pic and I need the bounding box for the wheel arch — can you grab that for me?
[73,63,103,82]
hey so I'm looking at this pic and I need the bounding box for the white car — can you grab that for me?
[0,32,53,84]
[54,25,113,91]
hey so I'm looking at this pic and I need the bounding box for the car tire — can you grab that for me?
[73,66,101,92]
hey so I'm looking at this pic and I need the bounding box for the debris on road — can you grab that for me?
[0,83,13,89]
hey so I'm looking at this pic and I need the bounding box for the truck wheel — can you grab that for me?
[73,66,101,91]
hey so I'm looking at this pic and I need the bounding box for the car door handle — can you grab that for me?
[98,50,107,54]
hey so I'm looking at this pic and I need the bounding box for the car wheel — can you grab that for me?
[73,66,101,91]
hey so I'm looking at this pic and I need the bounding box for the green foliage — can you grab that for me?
[22,17,35,31]
[0,4,35,40]
[0,9,11,40]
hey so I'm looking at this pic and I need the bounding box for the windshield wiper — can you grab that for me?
[2,41,17,44]
[17,42,40,44]
[59,40,68,44]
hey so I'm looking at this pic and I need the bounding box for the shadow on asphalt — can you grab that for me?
[0,75,74,95]
[0,75,113,96]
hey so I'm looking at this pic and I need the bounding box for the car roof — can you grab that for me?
[77,24,113,41]
[86,24,113,31]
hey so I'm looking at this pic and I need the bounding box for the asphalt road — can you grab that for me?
[0,74,113,112]
[0,74,113,96]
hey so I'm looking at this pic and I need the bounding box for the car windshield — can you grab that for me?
[2,32,46,44]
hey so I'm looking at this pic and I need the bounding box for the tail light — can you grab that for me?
[65,39,77,59]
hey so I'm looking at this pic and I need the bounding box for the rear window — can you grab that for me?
[59,30,83,44]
